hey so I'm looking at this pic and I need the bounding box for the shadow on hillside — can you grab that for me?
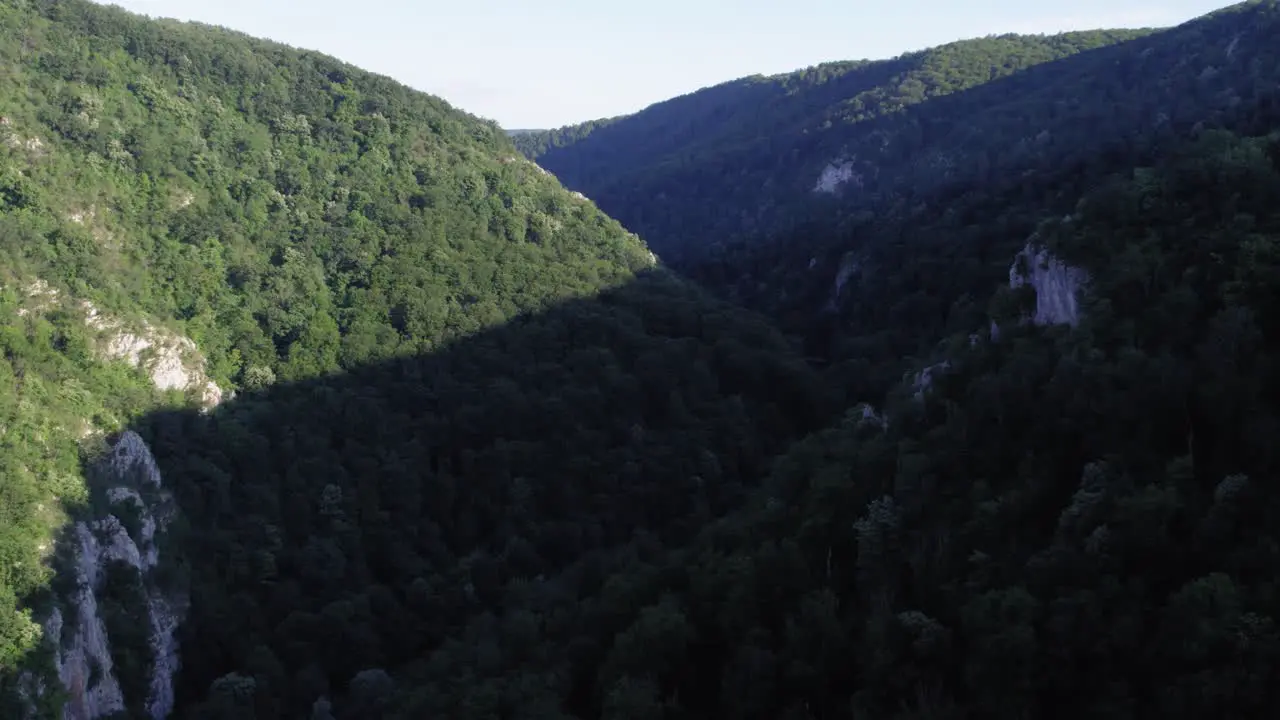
[537,6,1278,263]
[539,28,1160,177]
[36,269,833,717]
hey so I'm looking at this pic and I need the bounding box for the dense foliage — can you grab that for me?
[0,0,814,706]
[499,128,1280,720]
[0,0,656,390]
[515,30,1149,263]
[685,0,1280,403]
[510,118,620,159]
[141,272,827,718]
[147,125,1280,720]
[6,0,1280,719]
[0,293,161,704]
[520,2,1278,268]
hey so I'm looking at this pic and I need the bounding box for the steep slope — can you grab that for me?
[690,0,1280,405]
[516,29,1151,263]
[0,0,829,717]
[0,280,222,719]
[7,0,1280,718]
[521,2,1277,269]
[112,126,1280,720]
[0,0,658,388]
[137,271,825,718]
[465,126,1280,720]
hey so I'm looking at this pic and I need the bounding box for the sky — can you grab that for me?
[98,0,1232,129]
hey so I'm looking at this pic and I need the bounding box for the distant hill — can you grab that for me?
[691,0,1280,383]
[514,30,1152,263]
[517,7,1277,268]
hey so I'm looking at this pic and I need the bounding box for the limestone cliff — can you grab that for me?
[81,301,222,408]
[1008,242,1088,327]
[812,158,863,194]
[19,281,223,409]
[910,361,953,401]
[21,432,186,720]
[9,281,219,718]
[824,252,864,311]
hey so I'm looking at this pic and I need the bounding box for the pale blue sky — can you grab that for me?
[99,0,1231,128]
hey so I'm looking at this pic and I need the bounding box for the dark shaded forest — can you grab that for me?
[117,123,1280,720]
[133,270,828,719]
[4,0,1280,718]
[519,3,1276,268]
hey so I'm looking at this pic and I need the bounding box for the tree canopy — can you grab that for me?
[4,0,1280,718]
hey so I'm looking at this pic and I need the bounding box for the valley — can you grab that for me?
[1,0,1280,718]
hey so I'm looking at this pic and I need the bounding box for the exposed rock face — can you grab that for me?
[17,281,223,408]
[911,361,952,400]
[8,282,211,718]
[57,525,126,720]
[66,206,97,225]
[1008,243,1088,327]
[0,118,49,159]
[82,301,223,407]
[824,252,863,311]
[813,158,861,193]
[852,403,888,429]
[833,255,860,297]
[44,431,185,720]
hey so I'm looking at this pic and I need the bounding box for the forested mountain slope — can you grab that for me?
[136,271,827,719]
[513,30,1147,262]
[688,0,1280,410]
[485,126,1280,720]
[0,0,664,386]
[721,1,1280,392]
[0,0,827,716]
[113,126,1280,720]
[6,0,1280,718]
[518,2,1276,266]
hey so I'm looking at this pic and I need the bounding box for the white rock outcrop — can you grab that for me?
[1008,243,1088,327]
[66,206,97,225]
[911,361,952,400]
[48,431,186,720]
[813,159,860,194]
[1,118,48,157]
[824,252,863,311]
[83,301,223,407]
[8,283,211,719]
[15,281,223,408]
[852,403,888,429]
[832,254,861,298]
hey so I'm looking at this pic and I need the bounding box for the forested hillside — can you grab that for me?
[693,0,1280,407]
[0,0,825,715]
[5,0,1280,718]
[489,127,1280,720]
[139,272,827,719]
[518,2,1277,268]
[513,30,1148,263]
